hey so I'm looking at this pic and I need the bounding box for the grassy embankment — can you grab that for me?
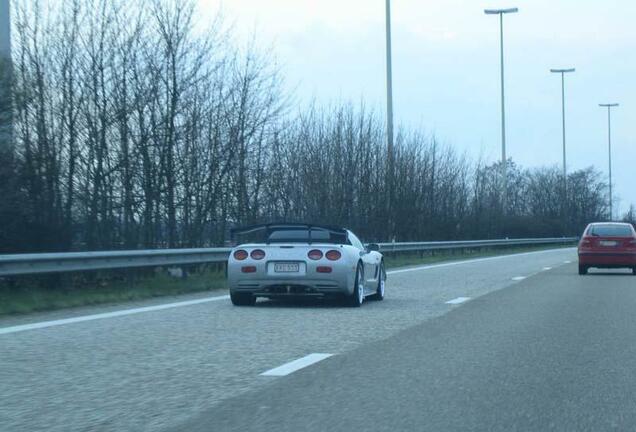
[0,244,574,316]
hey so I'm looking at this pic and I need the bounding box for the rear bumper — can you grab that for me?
[578,252,636,268]
[227,256,357,298]
[229,276,351,298]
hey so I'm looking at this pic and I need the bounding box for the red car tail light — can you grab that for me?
[241,266,257,273]
[308,249,323,260]
[250,249,266,260]
[234,250,248,260]
[317,266,332,273]
[579,237,593,248]
[325,250,342,261]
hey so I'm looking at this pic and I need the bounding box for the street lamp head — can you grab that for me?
[550,68,576,73]
[599,103,619,108]
[484,7,519,15]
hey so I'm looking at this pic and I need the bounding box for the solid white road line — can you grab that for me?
[261,353,334,377]
[512,276,527,281]
[386,248,575,276]
[446,297,470,305]
[0,247,575,336]
[0,295,230,336]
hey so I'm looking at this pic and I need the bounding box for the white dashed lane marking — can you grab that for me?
[261,353,334,377]
[446,297,471,305]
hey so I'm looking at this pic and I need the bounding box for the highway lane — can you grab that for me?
[177,264,636,432]
[0,248,575,432]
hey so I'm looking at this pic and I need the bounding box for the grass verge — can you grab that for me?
[0,244,574,317]
[0,267,226,316]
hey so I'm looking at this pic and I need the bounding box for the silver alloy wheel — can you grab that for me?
[357,266,365,305]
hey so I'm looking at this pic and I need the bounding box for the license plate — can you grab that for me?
[600,240,618,247]
[274,263,300,273]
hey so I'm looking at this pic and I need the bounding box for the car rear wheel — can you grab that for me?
[369,262,386,301]
[346,263,364,307]
[632,267,636,276]
[230,292,256,306]
[578,265,588,275]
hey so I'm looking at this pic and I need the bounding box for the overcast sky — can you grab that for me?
[199,0,635,215]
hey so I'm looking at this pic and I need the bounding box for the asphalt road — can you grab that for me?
[4,248,625,432]
[178,261,636,432]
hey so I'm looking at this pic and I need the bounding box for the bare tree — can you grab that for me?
[2,0,612,254]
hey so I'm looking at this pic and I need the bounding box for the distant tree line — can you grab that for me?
[0,0,620,253]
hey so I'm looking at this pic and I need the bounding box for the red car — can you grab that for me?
[578,222,636,275]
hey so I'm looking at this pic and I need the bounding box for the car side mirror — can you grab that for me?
[367,243,380,252]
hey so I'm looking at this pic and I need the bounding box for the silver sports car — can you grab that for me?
[227,223,386,307]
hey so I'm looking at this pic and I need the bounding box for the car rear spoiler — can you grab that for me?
[230,223,347,245]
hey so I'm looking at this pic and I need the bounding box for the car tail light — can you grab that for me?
[308,249,323,260]
[241,266,257,273]
[317,266,332,273]
[250,249,266,260]
[234,250,248,260]
[325,250,341,261]
[579,237,593,248]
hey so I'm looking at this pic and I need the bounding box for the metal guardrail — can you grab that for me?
[377,237,577,252]
[0,238,576,277]
[0,248,232,277]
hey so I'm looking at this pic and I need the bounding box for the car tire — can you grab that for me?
[632,267,636,276]
[578,265,588,275]
[369,262,386,301]
[230,292,256,306]
[346,263,364,307]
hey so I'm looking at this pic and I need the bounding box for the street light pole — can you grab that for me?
[385,0,394,237]
[550,68,575,187]
[550,68,575,230]
[485,8,518,215]
[385,0,394,161]
[599,103,619,221]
